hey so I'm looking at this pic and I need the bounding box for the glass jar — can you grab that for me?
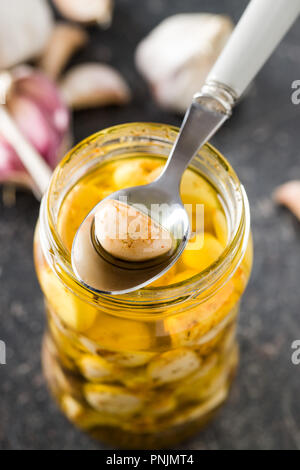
[34,123,252,449]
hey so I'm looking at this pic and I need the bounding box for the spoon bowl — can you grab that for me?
[71,177,190,294]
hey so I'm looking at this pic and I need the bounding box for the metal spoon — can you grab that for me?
[72,0,300,295]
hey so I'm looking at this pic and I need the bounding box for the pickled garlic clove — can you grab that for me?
[175,354,219,400]
[212,209,228,247]
[220,322,237,355]
[78,355,115,382]
[61,395,121,430]
[40,267,97,332]
[181,169,220,209]
[196,347,238,402]
[274,180,300,220]
[94,199,173,262]
[146,394,177,417]
[52,0,113,26]
[182,233,224,272]
[84,383,143,415]
[39,23,89,80]
[113,159,157,188]
[0,0,54,69]
[146,165,164,183]
[61,394,120,430]
[84,313,152,351]
[96,350,157,368]
[42,337,81,396]
[57,183,104,252]
[186,354,219,383]
[147,349,201,386]
[164,281,237,348]
[171,387,228,427]
[119,364,149,390]
[61,395,85,421]
[135,13,233,113]
[59,63,131,110]
[181,169,221,235]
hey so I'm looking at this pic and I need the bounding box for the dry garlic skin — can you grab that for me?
[94,199,173,262]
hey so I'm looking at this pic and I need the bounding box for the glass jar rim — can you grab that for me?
[40,122,250,311]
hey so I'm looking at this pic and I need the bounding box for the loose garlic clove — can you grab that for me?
[135,13,233,113]
[94,199,173,262]
[59,63,131,110]
[0,0,54,69]
[274,180,300,220]
[52,0,113,26]
[39,23,88,80]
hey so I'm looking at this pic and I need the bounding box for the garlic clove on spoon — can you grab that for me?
[39,23,89,80]
[52,0,113,26]
[0,0,54,70]
[135,13,233,114]
[59,63,131,110]
[94,200,173,262]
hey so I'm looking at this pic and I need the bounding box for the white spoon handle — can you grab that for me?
[0,105,52,196]
[207,0,300,98]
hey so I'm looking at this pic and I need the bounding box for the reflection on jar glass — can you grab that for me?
[34,123,252,449]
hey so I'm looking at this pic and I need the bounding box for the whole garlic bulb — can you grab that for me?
[0,67,71,191]
[0,0,54,70]
[135,14,234,113]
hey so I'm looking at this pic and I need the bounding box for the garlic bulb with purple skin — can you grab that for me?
[0,67,71,192]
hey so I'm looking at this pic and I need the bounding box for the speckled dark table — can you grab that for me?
[1,0,300,450]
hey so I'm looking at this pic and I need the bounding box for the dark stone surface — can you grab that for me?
[0,0,300,450]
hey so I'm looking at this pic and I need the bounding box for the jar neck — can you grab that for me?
[39,123,250,313]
